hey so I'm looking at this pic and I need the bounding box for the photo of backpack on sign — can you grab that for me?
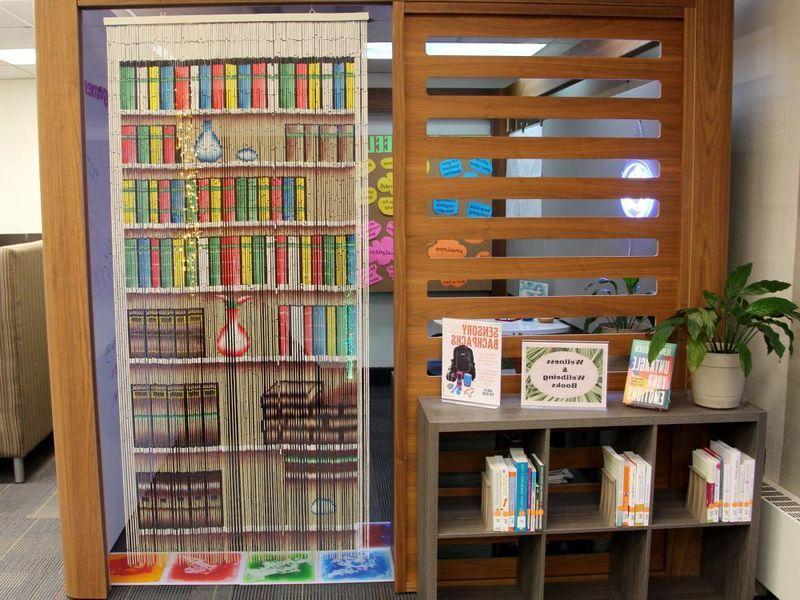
[441,318,502,408]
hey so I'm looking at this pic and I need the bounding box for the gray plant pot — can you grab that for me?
[691,352,745,409]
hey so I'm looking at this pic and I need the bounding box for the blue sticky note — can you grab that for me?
[432,199,459,215]
[466,201,492,218]
[463,171,479,178]
[469,158,493,175]
[439,159,463,178]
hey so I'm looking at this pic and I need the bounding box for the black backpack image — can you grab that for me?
[446,345,476,382]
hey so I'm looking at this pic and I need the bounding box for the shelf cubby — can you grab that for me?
[418,392,765,600]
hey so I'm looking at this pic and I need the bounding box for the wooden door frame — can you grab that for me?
[37,0,730,598]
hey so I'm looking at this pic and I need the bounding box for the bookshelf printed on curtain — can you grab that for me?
[106,13,370,556]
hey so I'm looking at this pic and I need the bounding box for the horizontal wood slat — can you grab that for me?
[407,176,679,199]
[438,554,612,583]
[408,255,677,280]
[411,332,649,357]
[407,14,685,45]
[405,4,689,19]
[407,215,676,239]
[414,96,677,120]
[409,291,676,320]
[406,55,682,84]
[415,135,679,160]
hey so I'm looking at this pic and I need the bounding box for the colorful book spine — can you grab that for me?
[208,237,221,286]
[197,178,210,222]
[159,238,173,287]
[311,235,323,286]
[225,63,237,109]
[150,238,161,288]
[149,125,163,165]
[275,235,287,285]
[122,179,136,223]
[346,235,356,285]
[333,61,345,109]
[170,179,185,223]
[136,125,150,164]
[257,177,270,221]
[172,238,185,288]
[237,63,252,109]
[252,236,265,285]
[119,65,136,110]
[234,177,248,222]
[221,236,240,286]
[221,177,236,222]
[121,125,136,164]
[283,177,295,221]
[211,63,225,109]
[335,235,346,286]
[285,124,304,162]
[197,237,209,287]
[323,236,335,286]
[247,177,258,221]
[157,179,170,223]
[321,61,333,110]
[184,237,198,287]
[271,177,283,221]
[301,235,312,286]
[148,179,158,223]
[312,305,326,355]
[278,305,290,356]
[210,178,222,222]
[347,305,356,356]
[199,64,212,109]
[174,65,190,109]
[240,235,253,286]
[345,60,355,109]
[295,62,308,109]
[252,62,267,108]
[163,125,176,164]
[190,65,200,111]
[267,61,279,109]
[336,306,347,356]
[303,306,313,356]
[185,179,198,223]
[159,65,175,110]
[296,177,306,221]
[326,305,337,356]
[134,67,149,113]
[125,238,138,287]
[135,179,149,224]
[279,61,295,109]
[308,62,321,110]
[147,65,160,111]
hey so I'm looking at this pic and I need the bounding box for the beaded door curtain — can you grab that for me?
[105,13,370,556]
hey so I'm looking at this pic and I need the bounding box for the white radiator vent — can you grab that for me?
[758,480,800,600]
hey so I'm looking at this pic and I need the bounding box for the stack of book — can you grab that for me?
[278,303,357,358]
[124,234,357,289]
[601,446,653,527]
[285,123,354,163]
[118,58,356,112]
[481,448,545,532]
[688,442,755,523]
[131,382,220,448]
[122,125,178,164]
[136,470,224,530]
[127,308,206,359]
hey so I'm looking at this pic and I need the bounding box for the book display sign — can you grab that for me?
[105,13,370,562]
[441,318,502,408]
[623,339,677,410]
[521,341,608,409]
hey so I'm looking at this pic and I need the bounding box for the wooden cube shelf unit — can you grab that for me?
[417,393,765,600]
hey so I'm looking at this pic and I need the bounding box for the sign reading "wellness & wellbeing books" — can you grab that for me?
[521,341,608,409]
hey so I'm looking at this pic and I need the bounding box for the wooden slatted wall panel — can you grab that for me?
[395,8,686,592]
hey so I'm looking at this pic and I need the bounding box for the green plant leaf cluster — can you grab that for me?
[583,277,653,333]
[647,264,800,376]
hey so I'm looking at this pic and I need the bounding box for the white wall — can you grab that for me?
[731,0,800,485]
[0,79,41,233]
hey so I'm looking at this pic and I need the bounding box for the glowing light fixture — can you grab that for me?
[620,160,656,218]
[0,48,35,66]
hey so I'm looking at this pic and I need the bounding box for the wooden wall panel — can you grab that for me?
[391,4,719,593]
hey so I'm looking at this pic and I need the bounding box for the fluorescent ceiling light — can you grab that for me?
[366,42,546,59]
[0,48,36,66]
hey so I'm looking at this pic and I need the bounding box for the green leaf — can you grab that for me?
[622,277,640,295]
[703,290,723,309]
[746,297,799,317]
[736,343,753,377]
[583,317,597,333]
[687,338,708,372]
[686,310,704,340]
[740,280,791,296]
[648,317,683,362]
[725,263,753,298]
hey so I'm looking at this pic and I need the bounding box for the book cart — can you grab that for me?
[418,392,765,600]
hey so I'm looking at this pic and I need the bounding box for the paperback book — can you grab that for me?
[622,339,677,410]
[441,318,502,408]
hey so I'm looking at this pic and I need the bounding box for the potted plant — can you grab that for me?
[648,263,800,409]
[583,277,653,333]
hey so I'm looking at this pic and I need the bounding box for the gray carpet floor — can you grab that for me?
[0,380,411,600]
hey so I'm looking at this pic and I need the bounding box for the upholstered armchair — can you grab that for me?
[0,241,52,482]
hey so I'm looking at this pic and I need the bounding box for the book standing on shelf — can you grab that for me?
[601,446,652,527]
[482,449,544,532]
[687,442,754,523]
[623,339,677,410]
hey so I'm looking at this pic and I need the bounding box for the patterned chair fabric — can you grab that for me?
[0,241,52,476]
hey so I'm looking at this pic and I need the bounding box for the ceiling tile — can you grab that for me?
[0,63,33,79]
[0,26,34,49]
[0,1,34,26]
